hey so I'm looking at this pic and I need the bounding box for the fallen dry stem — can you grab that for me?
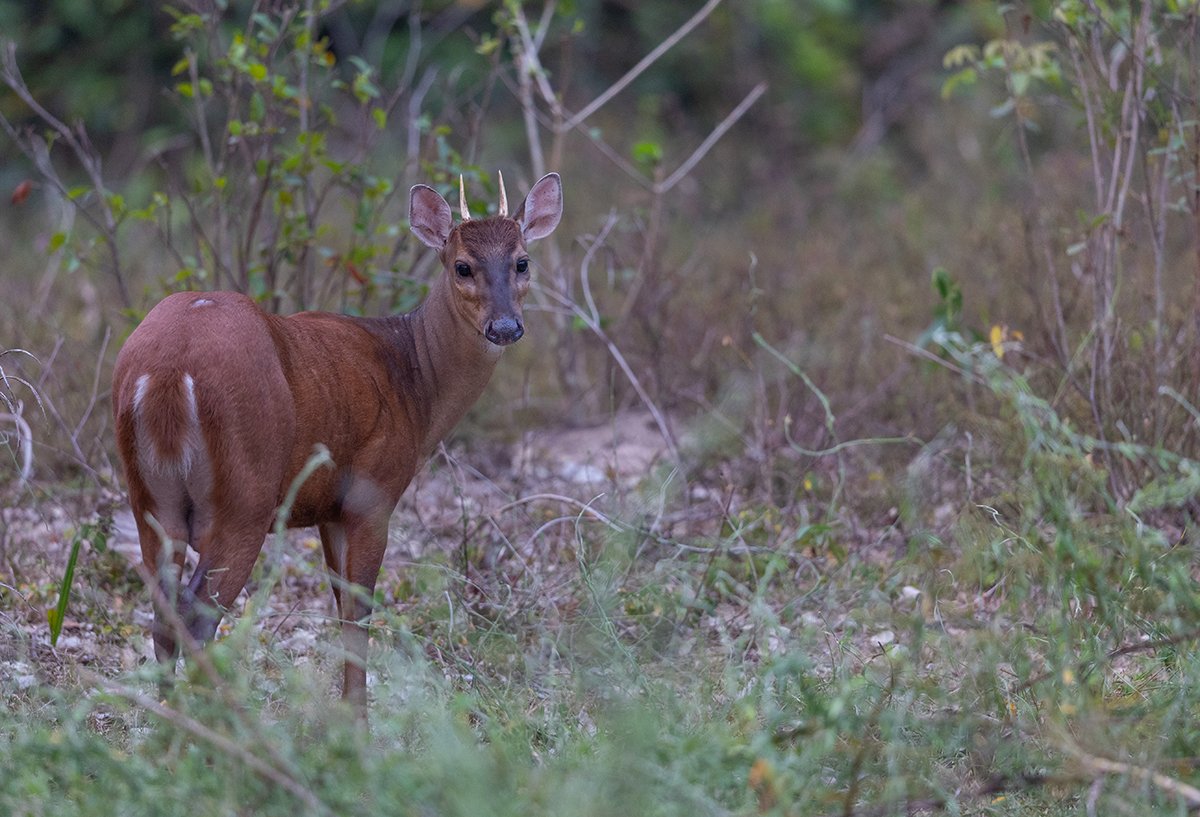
[80,669,333,816]
[1013,624,1200,694]
[1063,740,1200,807]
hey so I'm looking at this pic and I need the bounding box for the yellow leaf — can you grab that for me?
[748,757,774,788]
[990,324,1005,359]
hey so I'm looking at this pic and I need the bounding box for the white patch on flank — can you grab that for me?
[190,297,215,308]
[343,474,386,518]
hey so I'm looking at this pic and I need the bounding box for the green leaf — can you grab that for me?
[249,91,266,122]
[476,35,501,56]
[632,140,663,166]
[48,532,84,647]
[931,267,951,300]
[941,67,977,100]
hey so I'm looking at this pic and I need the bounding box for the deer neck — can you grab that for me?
[400,273,504,457]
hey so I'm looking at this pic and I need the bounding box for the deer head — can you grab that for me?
[409,172,563,346]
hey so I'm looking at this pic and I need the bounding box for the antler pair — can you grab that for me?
[458,172,508,221]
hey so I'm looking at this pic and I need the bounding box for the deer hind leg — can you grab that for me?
[319,516,389,718]
[131,496,191,665]
[179,511,273,647]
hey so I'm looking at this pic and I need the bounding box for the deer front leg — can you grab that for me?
[319,515,389,719]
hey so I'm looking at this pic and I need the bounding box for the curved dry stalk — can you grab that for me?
[0,412,33,482]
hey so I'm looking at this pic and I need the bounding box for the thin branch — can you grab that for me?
[72,327,110,443]
[541,284,681,467]
[559,0,725,132]
[882,335,985,385]
[655,82,767,194]
[1,41,129,306]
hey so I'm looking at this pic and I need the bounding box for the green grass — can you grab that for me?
[5,412,1200,817]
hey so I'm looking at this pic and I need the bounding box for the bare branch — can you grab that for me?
[656,82,767,194]
[540,279,682,468]
[560,0,725,132]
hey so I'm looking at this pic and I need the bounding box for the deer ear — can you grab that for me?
[514,172,563,242]
[409,184,453,250]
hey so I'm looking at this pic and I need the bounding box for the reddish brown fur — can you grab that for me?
[112,175,562,720]
[137,372,190,466]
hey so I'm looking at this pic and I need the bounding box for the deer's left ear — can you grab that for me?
[410,184,453,249]
[514,173,563,242]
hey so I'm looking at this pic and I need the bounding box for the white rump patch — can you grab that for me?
[133,374,150,412]
[134,372,208,483]
[179,373,202,476]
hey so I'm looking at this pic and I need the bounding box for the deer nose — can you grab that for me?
[485,316,524,346]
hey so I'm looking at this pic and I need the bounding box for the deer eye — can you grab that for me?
[516,258,529,274]
[455,262,472,278]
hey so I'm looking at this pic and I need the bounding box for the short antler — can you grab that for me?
[459,175,471,221]
[497,171,508,217]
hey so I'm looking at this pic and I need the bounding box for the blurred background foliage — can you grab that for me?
[0,0,1007,449]
[2,0,1198,503]
[0,0,982,156]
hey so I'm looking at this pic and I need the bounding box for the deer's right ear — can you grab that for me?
[515,172,563,242]
[409,184,453,249]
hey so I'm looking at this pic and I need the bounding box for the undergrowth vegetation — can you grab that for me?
[4,1,1200,815]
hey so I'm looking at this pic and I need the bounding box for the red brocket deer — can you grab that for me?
[112,172,562,716]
